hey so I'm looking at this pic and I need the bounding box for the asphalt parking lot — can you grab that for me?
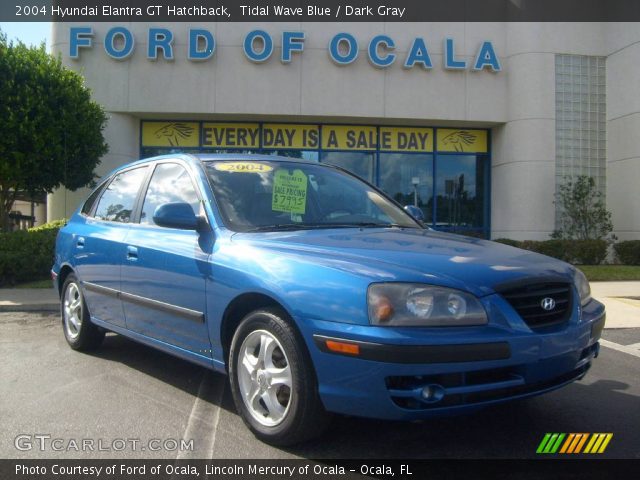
[1,312,639,460]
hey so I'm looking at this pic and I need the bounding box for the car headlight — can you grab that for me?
[573,268,592,307]
[367,283,487,327]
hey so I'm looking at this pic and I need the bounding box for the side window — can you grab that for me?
[94,167,147,223]
[140,163,200,225]
[81,181,107,216]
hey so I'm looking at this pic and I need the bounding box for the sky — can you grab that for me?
[0,22,51,48]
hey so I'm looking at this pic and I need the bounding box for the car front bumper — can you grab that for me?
[302,295,606,420]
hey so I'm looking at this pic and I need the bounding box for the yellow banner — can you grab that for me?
[202,123,260,148]
[322,125,377,150]
[379,127,434,152]
[141,122,200,147]
[437,129,488,153]
[262,124,320,149]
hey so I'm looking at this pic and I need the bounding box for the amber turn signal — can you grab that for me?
[325,340,360,356]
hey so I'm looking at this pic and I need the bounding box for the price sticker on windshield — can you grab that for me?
[272,169,308,215]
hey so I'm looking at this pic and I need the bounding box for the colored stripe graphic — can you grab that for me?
[537,433,565,454]
[539,433,613,454]
[559,433,575,453]
[574,433,589,453]
[536,433,552,453]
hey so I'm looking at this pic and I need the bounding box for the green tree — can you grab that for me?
[0,32,108,231]
[553,175,614,241]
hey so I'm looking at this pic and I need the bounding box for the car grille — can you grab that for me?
[499,282,572,329]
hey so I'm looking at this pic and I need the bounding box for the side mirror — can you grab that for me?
[404,205,425,223]
[153,202,198,230]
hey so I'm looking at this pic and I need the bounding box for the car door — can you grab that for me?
[75,166,149,328]
[120,161,212,357]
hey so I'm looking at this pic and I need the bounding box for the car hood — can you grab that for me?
[231,228,575,297]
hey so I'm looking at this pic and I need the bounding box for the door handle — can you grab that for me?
[126,246,138,260]
[76,237,85,248]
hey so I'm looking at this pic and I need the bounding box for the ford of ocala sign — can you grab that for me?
[69,27,502,71]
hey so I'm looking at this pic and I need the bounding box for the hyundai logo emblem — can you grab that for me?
[541,297,556,311]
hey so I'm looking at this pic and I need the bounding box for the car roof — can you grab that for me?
[105,153,319,179]
[191,153,315,164]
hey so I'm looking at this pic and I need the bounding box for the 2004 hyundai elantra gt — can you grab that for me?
[53,154,606,445]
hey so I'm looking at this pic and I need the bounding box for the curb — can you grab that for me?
[0,304,59,313]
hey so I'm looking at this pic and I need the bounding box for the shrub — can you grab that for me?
[553,176,614,242]
[614,241,640,265]
[491,238,607,265]
[0,219,66,286]
[493,238,522,248]
[571,239,608,265]
[524,240,574,263]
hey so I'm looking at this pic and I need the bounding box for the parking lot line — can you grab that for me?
[599,339,640,359]
[175,370,225,460]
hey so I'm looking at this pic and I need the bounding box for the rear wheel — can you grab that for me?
[61,273,104,351]
[229,308,330,445]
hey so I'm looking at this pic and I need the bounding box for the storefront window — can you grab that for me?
[435,154,488,232]
[379,153,434,218]
[320,151,375,183]
[265,150,319,161]
[138,122,491,237]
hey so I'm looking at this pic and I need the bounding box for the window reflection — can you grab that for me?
[435,154,487,230]
[140,163,200,225]
[94,167,147,223]
[379,153,433,220]
[320,152,375,183]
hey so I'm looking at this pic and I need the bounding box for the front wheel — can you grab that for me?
[229,308,330,445]
[61,273,104,351]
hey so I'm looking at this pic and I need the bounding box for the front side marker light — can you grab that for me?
[325,340,360,356]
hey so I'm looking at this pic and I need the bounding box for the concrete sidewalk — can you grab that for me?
[0,287,59,312]
[590,282,640,328]
[1,282,639,328]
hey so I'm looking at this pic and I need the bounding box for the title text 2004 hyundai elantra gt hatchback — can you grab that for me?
[53,154,606,445]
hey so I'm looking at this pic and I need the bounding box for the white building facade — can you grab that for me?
[48,22,640,240]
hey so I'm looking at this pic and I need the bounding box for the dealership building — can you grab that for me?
[47,22,640,240]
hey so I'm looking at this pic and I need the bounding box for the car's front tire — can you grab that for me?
[61,273,104,351]
[229,308,330,446]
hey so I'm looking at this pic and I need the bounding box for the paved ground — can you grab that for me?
[1,312,639,460]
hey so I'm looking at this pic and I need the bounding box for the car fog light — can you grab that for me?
[421,384,445,403]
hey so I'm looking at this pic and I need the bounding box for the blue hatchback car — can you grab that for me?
[53,154,605,445]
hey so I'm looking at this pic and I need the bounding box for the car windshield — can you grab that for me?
[204,160,421,232]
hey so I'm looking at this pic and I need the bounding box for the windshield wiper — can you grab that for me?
[243,224,328,232]
[244,222,419,232]
[345,222,418,229]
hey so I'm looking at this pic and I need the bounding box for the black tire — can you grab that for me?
[60,273,104,351]
[229,308,331,446]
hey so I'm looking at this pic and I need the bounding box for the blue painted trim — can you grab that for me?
[188,29,215,61]
[368,34,396,68]
[329,33,358,65]
[69,26,93,59]
[105,27,135,60]
[243,30,273,63]
[403,37,433,69]
[147,28,174,61]
[444,38,466,70]
[281,31,305,63]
